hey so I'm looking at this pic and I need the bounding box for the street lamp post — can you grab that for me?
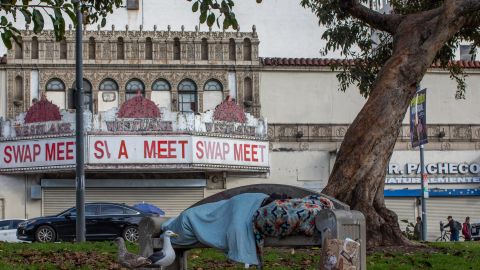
[73,0,86,242]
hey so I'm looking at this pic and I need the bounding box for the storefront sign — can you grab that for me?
[386,176,480,184]
[388,163,480,175]
[0,137,76,169]
[105,119,173,132]
[14,122,73,137]
[87,135,269,168]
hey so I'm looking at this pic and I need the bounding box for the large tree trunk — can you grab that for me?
[322,3,468,248]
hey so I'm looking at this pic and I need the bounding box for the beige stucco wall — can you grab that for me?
[261,70,480,125]
[0,70,6,118]
[0,175,41,219]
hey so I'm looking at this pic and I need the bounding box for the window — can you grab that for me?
[46,78,66,109]
[244,77,253,102]
[15,37,23,59]
[126,0,139,10]
[117,37,124,60]
[46,79,65,91]
[145,37,153,60]
[125,79,145,100]
[89,37,96,60]
[101,205,124,215]
[173,38,180,60]
[201,38,208,60]
[229,38,236,61]
[243,38,252,61]
[70,79,93,111]
[85,205,99,216]
[31,37,39,59]
[60,39,67,59]
[100,79,119,91]
[152,79,171,91]
[460,45,476,61]
[123,207,139,215]
[0,221,9,230]
[178,79,197,113]
[14,76,23,103]
[203,79,223,111]
[11,220,23,229]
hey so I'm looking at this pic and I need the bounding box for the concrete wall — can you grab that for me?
[0,175,41,219]
[260,70,480,124]
[0,70,6,118]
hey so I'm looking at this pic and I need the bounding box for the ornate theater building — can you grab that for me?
[1,25,479,240]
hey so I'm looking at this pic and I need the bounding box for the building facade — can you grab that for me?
[0,25,479,241]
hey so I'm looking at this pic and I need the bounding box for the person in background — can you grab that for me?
[463,216,472,241]
[414,216,423,240]
[443,216,460,241]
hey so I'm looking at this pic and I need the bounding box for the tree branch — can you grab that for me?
[456,0,480,15]
[340,0,403,34]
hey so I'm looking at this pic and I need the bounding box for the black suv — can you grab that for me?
[17,203,154,243]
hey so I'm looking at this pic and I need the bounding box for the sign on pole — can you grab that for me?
[409,88,428,148]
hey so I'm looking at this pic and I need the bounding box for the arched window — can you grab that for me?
[100,79,119,91]
[15,37,23,59]
[151,79,171,110]
[14,76,23,105]
[244,77,253,102]
[203,79,223,111]
[31,37,39,59]
[70,79,93,111]
[173,38,180,60]
[117,37,124,60]
[178,79,197,113]
[229,38,236,61]
[89,37,96,59]
[60,39,67,59]
[99,79,118,111]
[125,79,145,100]
[243,38,252,61]
[201,38,208,60]
[45,78,66,109]
[152,79,171,91]
[145,37,153,60]
[46,79,66,91]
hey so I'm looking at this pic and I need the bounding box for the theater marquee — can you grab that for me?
[0,95,270,173]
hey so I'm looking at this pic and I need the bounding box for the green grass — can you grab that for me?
[0,241,479,269]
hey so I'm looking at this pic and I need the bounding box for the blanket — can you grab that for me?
[162,193,268,265]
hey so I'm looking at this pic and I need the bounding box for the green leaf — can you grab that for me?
[32,9,44,33]
[192,1,199,12]
[200,11,207,24]
[101,17,106,27]
[0,16,7,26]
[64,7,76,24]
[223,17,231,29]
[19,8,32,25]
[207,13,215,27]
[1,31,12,50]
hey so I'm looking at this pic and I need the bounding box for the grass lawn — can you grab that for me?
[0,241,479,269]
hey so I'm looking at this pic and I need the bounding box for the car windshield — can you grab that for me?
[0,220,10,230]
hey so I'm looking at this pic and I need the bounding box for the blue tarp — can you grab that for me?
[162,193,268,265]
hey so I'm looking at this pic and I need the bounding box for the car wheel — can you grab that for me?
[122,226,139,243]
[35,225,56,243]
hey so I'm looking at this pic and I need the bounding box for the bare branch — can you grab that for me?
[340,0,403,34]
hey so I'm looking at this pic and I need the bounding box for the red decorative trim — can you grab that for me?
[117,93,161,118]
[213,96,247,123]
[24,95,61,123]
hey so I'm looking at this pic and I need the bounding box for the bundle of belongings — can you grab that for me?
[161,192,334,266]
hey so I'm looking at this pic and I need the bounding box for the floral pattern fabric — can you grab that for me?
[253,194,334,251]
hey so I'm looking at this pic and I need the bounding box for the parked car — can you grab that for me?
[471,221,480,241]
[17,203,155,243]
[0,219,26,243]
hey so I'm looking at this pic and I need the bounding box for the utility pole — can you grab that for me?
[73,0,85,242]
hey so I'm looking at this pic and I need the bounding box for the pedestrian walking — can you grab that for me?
[463,216,472,241]
[443,216,461,241]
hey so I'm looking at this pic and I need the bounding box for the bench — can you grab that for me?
[138,184,366,270]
